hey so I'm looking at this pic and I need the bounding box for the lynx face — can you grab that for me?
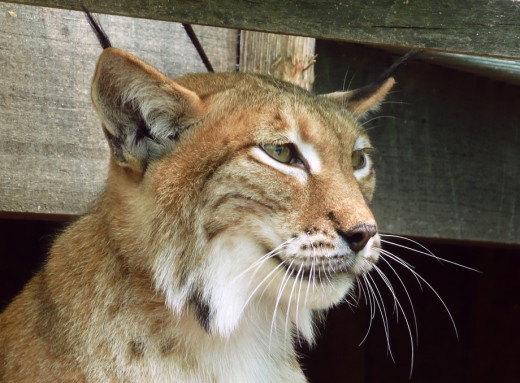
[91,48,394,342]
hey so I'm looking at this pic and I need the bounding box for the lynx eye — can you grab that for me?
[351,149,367,170]
[262,144,294,164]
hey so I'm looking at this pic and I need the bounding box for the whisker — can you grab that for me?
[381,247,460,340]
[285,263,304,338]
[359,115,397,127]
[271,260,295,341]
[365,273,394,361]
[239,261,285,315]
[356,276,368,306]
[322,262,333,285]
[374,262,399,319]
[341,67,351,92]
[380,100,411,106]
[311,243,327,292]
[295,264,306,346]
[358,277,375,346]
[380,235,481,273]
[342,71,358,111]
[343,290,358,311]
[304,255,315,308]
[379,248,423,289]
[231,238,295,284]
[378,251,420,345]
[373,263,415,377]
[381,234,435,256]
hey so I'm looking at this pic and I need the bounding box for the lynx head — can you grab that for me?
[90,47,395,343]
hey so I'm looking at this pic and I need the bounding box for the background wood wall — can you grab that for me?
[0,3,236,217]
[1,3,519,246]
[4,0,520,58]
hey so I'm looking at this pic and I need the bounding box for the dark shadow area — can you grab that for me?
[0,218,66,311]
[299,239,520,383]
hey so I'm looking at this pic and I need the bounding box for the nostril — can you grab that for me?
[338,224,377,252]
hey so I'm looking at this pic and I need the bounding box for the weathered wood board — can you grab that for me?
[1,0,519,59]
[314,41,520,245]
[0,3,236,216]
[239,31,316,91]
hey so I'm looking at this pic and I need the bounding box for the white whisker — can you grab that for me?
[380,242,459,340]
[380,235,481,273]
[285,263,304,338]
[358,276,375,347]
[322,262,333,285]
[231,238,295,284]
[359,115,397,127]
[365,273,394,361]
[239,261,285,316]
[304,253,316,308]
[378,251,420,345]
[295,264,306,346]
[270,260,295,342]
[379,248,423,290]
[373,263,415,377]
[356,276,368,306]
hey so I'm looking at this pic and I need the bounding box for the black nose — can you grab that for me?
[338,224,377,252]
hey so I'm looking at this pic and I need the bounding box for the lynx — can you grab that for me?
[0,13,411,383]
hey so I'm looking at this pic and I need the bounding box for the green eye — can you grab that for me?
[262,144,293,164]
[351,149,367,169]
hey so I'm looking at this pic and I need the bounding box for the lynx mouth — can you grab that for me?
[273,254,355,280]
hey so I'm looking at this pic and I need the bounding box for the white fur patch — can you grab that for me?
[204,235,263,337]
[153,246,192,314]
[249,129,322,182]
[357,234,380,263]
[288,130,322,174]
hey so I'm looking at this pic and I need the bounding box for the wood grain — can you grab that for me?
[240,31,316,91]
[0,3,236,216]
[1,0,519,59]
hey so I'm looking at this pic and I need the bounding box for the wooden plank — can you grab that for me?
[1,0,519,59]
[239,31,316,91]
[313,41,520,245]
[0,3,236,216]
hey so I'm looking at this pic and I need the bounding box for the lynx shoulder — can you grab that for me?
[0,14,410,383]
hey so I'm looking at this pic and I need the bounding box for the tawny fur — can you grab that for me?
[0,47,394,382]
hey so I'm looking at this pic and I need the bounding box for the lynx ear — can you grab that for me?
[321,76,395,118]
[321,51,421,118]
[91,47,202,173]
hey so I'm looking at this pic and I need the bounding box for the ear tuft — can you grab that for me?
[321,50,421,119]
[91,48,201,173]
[322,76,395,118]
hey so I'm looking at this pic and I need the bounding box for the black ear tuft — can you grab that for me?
[321,50,421,118]
[378,50,423,82]
[347,50,423,106]
[82,6,112,50]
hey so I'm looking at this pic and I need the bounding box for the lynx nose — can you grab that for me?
[338,224,377,252]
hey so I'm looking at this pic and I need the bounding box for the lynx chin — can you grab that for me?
[0,12,413,383]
